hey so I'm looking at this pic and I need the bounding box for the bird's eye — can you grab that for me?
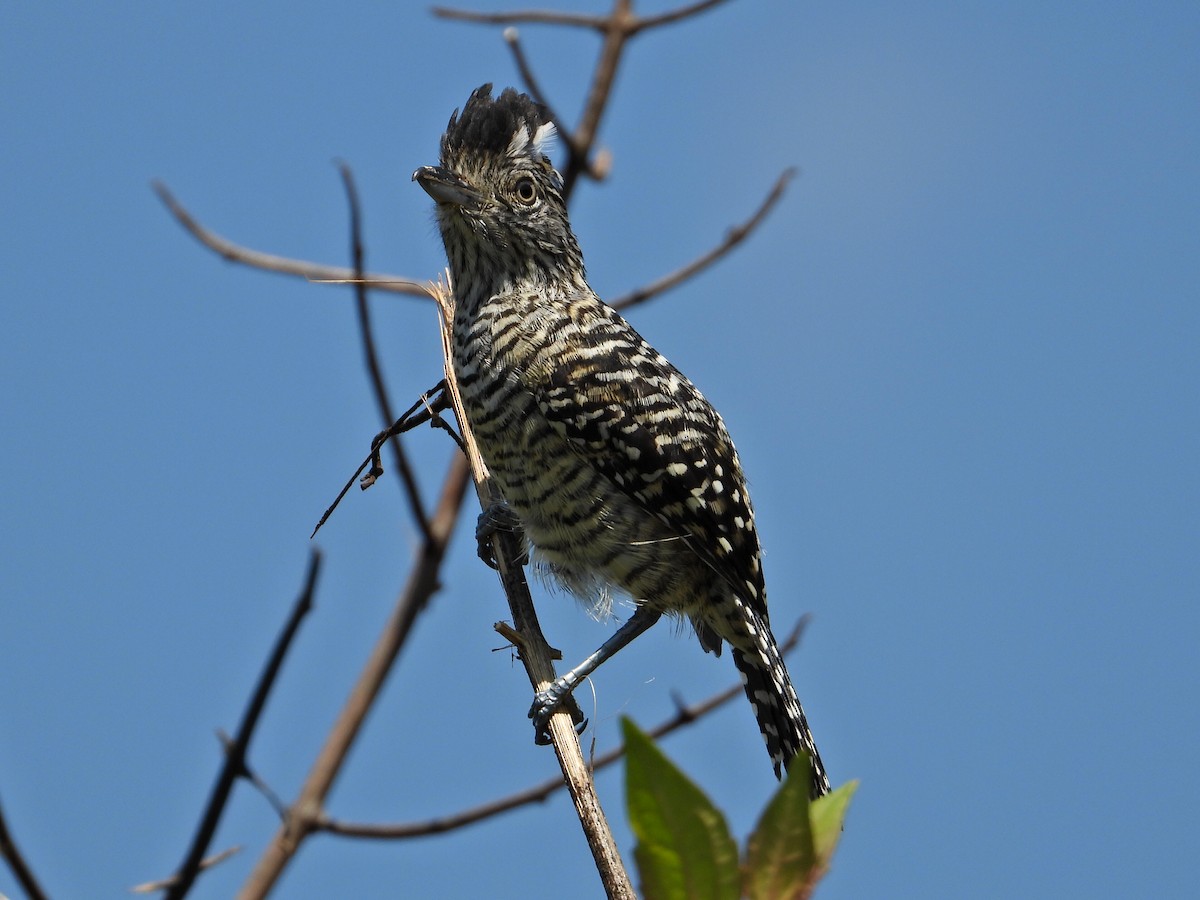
[513,177,538,205]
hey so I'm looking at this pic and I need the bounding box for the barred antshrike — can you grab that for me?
[415,84,829,797]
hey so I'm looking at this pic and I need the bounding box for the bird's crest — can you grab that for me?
[442,84,556,166]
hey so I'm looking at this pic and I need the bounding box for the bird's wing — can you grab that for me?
[522,297,769,617]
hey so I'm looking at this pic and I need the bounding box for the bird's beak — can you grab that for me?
[413,165,481,208]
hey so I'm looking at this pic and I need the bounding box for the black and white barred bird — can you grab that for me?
[415,84,829,797]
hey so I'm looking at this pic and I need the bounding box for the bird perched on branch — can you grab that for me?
[415,84,829,797]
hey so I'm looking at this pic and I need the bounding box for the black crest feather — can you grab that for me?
[442,83,551,159]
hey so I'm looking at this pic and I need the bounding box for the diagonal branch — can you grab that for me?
[151,181,434,299]
[612,168,795,311]
[132,846,242,894]
[0,793,49,900]
[164,550,322,899]
[502,27,553,108]
[337,163,433,542]
[631,0,732,32]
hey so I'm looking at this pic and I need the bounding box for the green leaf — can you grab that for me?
[743,753,817,900]
[810,780,858,867]
[623,718,740,900]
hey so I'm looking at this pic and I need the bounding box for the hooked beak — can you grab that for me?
[413,165,481,208]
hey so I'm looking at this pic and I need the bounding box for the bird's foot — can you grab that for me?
[475,502,528,570]
[528,680,588,744]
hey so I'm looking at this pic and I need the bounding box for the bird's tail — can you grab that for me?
[731,613,830,799]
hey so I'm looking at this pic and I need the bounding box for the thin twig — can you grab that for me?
[131,847,243,894]
[312,383,451,538]
[316,615,811,839]
[502,27,553,110]
[612,168,795,311]
[164,550,322,899]
[216,731,289,820]
[337,162,433,542]
[632,0,732,32]
[151,181,433,299]
[432,6,609,28]
[0,793,49,900]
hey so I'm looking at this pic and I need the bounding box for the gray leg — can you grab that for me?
[529,606,663,743]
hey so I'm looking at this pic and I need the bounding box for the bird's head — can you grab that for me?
[414,84,584,292]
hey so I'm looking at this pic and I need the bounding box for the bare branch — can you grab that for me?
[337,163,433,542]
[612,168,795,311]
[631,0,732,33]
[151,181,434,299]
[131,846,242,894]
[502,27,552,108]
[164,551,321,899]
[0,793,49,900]
[317,615,811,839]
[432,6,608,29]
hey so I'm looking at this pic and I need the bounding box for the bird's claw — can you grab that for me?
[475,502,529,570]
[528,681,588,744]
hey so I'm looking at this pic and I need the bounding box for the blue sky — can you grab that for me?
[2,2,1197,898]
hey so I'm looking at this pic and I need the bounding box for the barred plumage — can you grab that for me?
[415,84,829,797]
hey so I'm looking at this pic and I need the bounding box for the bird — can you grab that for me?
[414,84,830,797]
